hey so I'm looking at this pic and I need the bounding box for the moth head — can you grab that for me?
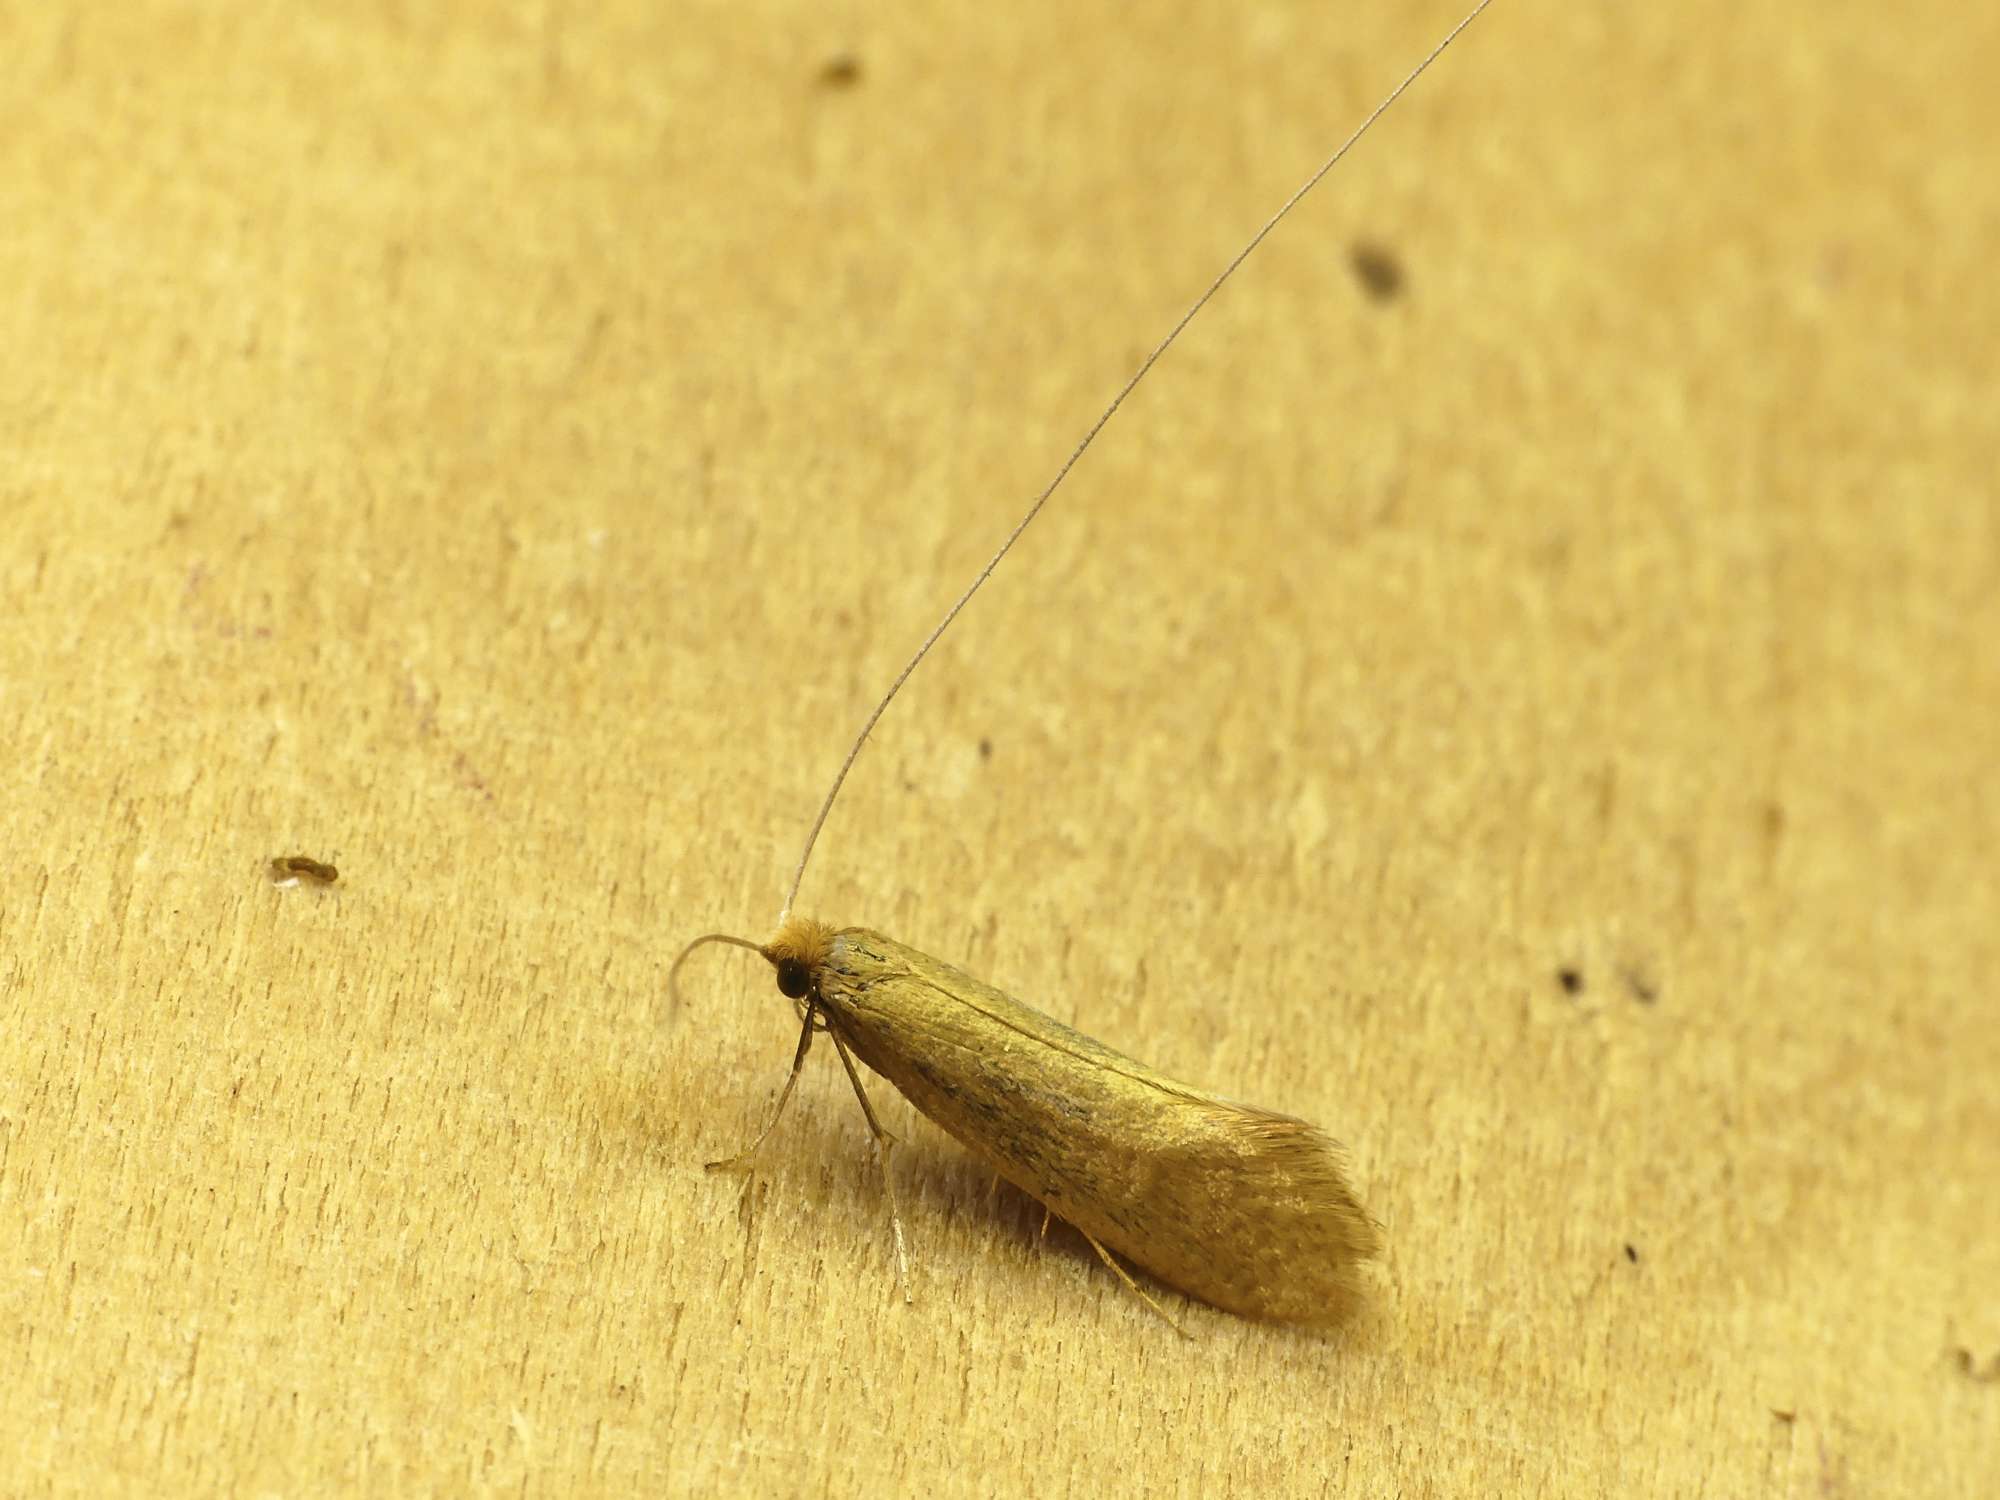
[665,915,833,1016]
[761,917,836,1000]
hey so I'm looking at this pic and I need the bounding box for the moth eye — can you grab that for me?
[774,957,811,999]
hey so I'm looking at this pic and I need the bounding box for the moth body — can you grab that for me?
[764,918,1379,1325]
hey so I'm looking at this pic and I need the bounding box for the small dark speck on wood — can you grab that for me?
[1952,1346,2000,1383]
[819,53,863,88]
[1349,240,1404,302]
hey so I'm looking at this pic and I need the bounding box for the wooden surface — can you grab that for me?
[4,1,1996,1493]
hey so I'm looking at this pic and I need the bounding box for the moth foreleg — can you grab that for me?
[707,1000,818,1173]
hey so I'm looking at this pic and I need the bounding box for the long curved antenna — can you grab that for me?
[779,0,1497,925]
[668,931,766,1012]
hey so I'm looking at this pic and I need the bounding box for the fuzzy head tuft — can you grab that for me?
[762,917,836,1000]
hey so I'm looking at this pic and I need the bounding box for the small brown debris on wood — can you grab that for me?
[269,855,339,886]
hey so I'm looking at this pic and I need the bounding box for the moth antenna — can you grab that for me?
[668,931,767,1013]
[779,0,1497,925]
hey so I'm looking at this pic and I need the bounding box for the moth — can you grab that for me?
[675,0,1495,1326]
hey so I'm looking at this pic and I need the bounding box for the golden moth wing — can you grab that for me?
[815,928,1378,1325]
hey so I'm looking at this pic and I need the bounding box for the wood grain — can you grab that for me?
[2,1,1995,1494]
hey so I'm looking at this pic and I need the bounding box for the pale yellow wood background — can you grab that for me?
[3,0,1995,1494]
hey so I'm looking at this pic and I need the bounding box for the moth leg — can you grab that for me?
[706,1001,817,1173]
[827,1027,913,1306]
[1040,1204,1052,1240]
[1078,1229,1189,1338]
